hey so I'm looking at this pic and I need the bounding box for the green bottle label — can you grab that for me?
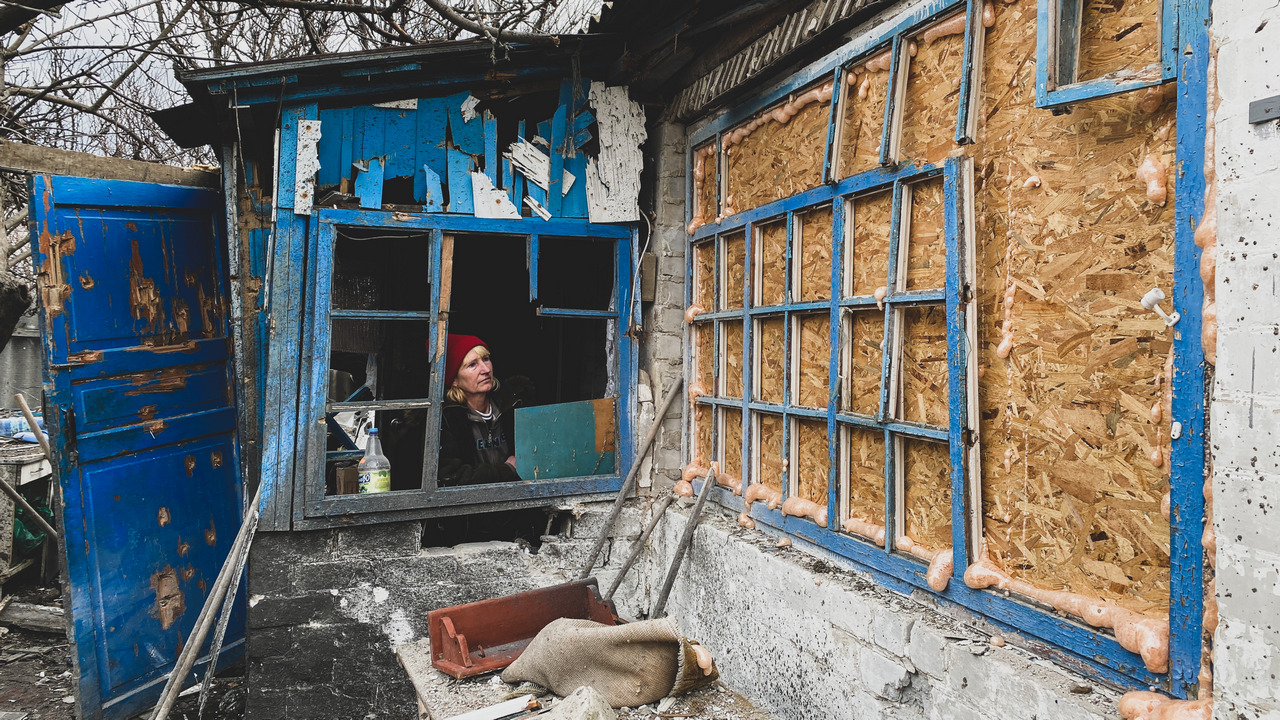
[358,469,390,493]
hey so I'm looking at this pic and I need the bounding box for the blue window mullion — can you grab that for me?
[822,67,843,183]
[528,234,540,303]
[740,221,754,494]
[883,428,895,554]
[827,199,845,529]
[878,182,906,422]
[880,36,905,166]
[942,157,970,578]
[955,0,982,145]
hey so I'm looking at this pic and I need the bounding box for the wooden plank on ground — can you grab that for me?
[0,602,64,632]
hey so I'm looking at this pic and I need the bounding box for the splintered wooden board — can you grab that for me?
[973,0,1174,615]
[515,399,616,480]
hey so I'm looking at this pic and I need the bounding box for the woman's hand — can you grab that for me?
[505,456,517,469]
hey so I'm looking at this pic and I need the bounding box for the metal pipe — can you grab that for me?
[651,467,716,618]
[576,377,684,580]
[603,493,675,602]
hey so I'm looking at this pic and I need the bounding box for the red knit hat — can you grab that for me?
[445,334,488,388]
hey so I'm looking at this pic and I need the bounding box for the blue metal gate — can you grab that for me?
[29,175,244,720]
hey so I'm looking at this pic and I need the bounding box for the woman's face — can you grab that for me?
[453,346,495,396]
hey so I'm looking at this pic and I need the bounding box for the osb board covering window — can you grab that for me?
[899,15,966,164]
[838,66,889,178]
[723,231,746,310]
[694,322,715,392]
[905,177,947,291]
[725,84,831,214]
[849,190,893,296]
[795,314,830,408]
[756,317,786,404]
[757,220,787,306]
[694,405,713,467]
[694,240,715,310]
[722,320,744,398]
[845,425,886,528]
[972,0,1175,616]
[798,205,833,301]
[756,412,785,492]
[694,142,719,225]
[900,305,949,427]
[1077,0,1162,83]
[721,407,744,486]
[903,437,952,554]
[794,418,829,503]
[845,310,885,416]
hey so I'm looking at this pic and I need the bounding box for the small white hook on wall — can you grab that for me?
[1141,288,1180,327]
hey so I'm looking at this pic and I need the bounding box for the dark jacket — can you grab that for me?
[438,393,522,486]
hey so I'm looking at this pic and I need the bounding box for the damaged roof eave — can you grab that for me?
[177,34,623,105]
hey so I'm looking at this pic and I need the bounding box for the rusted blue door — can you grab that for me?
[30,175,244,720]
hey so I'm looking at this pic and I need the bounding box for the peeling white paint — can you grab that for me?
[460,94,480,122]
[586,82,647,222]
[373,98,417,110]
[294,119,322,216]
[471,172,522,219]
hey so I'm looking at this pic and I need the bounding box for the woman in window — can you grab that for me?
[438,335,523,485]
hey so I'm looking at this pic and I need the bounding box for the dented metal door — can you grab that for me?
[29,175,243,720]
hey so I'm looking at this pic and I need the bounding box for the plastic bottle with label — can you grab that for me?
[357,428,391,493]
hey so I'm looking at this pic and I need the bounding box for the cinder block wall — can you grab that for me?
[1209,2,1280,718]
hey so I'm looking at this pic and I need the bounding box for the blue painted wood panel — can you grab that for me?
[515,399,618,480]
[29,175,243,720]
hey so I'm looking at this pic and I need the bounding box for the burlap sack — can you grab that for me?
[501,618,718,708]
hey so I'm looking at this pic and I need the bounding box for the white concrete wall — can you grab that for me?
[616,505,1124,720]
[1210,3,1280,718]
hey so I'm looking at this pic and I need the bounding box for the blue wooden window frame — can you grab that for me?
[681,0,1211,698]
[287,208,638,524]
[1035,0,1179,110]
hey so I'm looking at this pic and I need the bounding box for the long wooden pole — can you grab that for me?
[650,467,716,618]
[603,493,675,601]
[576,377,683,580]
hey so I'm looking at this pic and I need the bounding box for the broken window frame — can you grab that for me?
[1035,0,1179,110]
[291,209,637,526]
[682,0,1194,693]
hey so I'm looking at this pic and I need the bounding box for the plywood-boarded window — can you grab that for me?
[754,412,785,493]
[722,230,746,310]
[794,314,830,408]
[842,425,886,541]
[842,310,884,416]
[1076,0,1162,83]
[692,141,719,229]
[755,316,786,404]
[796,205,833,302]
[721,320,744,398]
[898,305,948,427]
[720,407,744,490]
[903,177,946,292]
[792,417,829,504]
[837,62,889,178]
[847,190,893,297]
[900,437,952,554]
[694,240,716,310]
[898,13,966,165]
[694,322,715,394]
[756,219,788,307]
[694,404,714,468]
[724,79,833,214]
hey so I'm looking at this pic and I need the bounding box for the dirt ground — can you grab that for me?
[0,579,244,720]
